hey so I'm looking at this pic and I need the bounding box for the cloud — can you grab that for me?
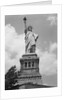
[5,24,25,72]
[49,42,57,53]
[37,42,57,76]
[47,15,57,26]
[5,24,57,76]
[39,51,57,76]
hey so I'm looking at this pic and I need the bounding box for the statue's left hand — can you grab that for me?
[35,35,39,42]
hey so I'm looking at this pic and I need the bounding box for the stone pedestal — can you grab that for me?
[18,53,42,88]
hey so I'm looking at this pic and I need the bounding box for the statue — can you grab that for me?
[23,17,39,53]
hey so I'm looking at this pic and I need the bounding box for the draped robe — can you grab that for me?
[25,31,38,53]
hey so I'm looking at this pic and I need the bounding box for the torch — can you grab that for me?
[23,17,27,34]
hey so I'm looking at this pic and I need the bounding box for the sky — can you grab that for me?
[5,14,57,86]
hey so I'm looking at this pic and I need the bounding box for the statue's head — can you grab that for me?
[28,26,32,32]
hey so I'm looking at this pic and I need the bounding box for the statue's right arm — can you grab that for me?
[24,29,27,35]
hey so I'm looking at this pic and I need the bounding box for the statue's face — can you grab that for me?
[28,26,32,31]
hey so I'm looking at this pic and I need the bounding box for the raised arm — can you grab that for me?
[23,17,27,34]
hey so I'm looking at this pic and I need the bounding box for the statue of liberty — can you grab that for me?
[23,17,39,53]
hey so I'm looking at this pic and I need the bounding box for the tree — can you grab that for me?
[5,65,18,90]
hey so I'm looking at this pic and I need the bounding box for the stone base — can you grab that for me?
[17,53,42,88]
[18,72,42,85]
